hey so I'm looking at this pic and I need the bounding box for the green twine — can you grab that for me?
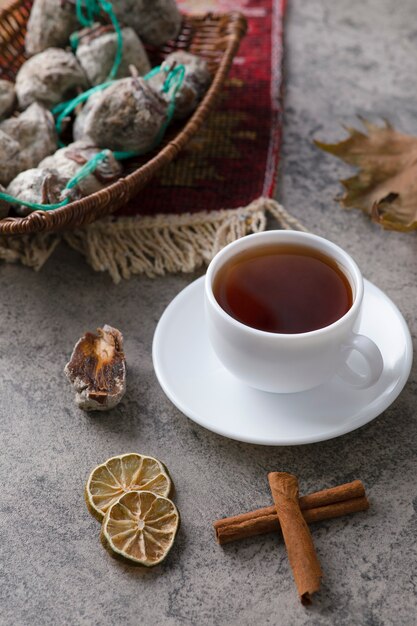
[73,0,123,80]
[0,65,186,212]
[66,149,110,188]
[52,63,186,156]
[52,80,114,137]
[99,0,123,80]
[0,192,70,212]
[144,65,165,81]
[0,151,111,212]
[0,0,187,214]
[70,32,80,52]
[114,64,186,161]
[76,0,97,28]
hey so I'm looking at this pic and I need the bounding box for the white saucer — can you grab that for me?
[152,277,413,445]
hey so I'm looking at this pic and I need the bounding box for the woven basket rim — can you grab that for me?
[0,5,247,235]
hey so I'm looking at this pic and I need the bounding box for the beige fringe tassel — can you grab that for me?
[0,198,307,282]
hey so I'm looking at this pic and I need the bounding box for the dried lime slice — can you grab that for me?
[85,453,172,521]
[101,490,179,566]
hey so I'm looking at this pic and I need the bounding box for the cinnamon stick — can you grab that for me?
[299,479,365,508]
[214,480,367,544]
[268,472,322,605]
[303,496,368,523]
[215,496,368,544]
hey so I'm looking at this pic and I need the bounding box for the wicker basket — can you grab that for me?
[0,0,246,234]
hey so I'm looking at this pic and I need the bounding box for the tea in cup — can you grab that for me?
[204,230,383,393]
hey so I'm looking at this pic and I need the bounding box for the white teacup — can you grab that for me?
[204,230,384,393]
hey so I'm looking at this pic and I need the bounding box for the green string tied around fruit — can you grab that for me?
[0,0,186,214]
[70,0,124,81]
[0,63,186,213]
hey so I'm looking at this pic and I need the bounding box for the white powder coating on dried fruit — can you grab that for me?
[6,168,71,216]
[0,131,20,187]
[0,103,57,186]
[76,26,151,86]
[148,51,211,119]
[64,325,127,412]
[69,374,126,412]
[0,80,16,120]
[16,48,89,110]
[25,0,180,53]
[72,91,103,143]
[39,147,85,183]
[39,140,122,197]
[73,77,168,153]
[112,0,181,47]
[25,0,79,56]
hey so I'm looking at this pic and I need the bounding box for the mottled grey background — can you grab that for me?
[1,0,416,624]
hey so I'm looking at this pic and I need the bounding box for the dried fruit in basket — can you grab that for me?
[0,185,10,218]
[5,143,122,216]
[0,103,57,186]
[64,324,126,411]
[85,453,172,521]
[39,140,122,196]
[25,0,79,56]
[73,77,168,152]
[25,0,181,53]
[0,5,246,232]
[0,80,16,120]
[6,168,74,217]
[75,24,151,86]
[15,48,89,110]
[112,0,182,47]
[148,51,212,119]
[101,490,180,566]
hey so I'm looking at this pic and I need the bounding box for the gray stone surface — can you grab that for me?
[1,0,416,624]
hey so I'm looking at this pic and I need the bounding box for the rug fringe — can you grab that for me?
[0,198,307,281]
[63,198,307,283]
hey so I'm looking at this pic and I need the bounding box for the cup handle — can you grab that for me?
[337,333,384,389]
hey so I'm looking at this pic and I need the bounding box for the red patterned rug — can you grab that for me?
[120,0,286,217]
[1,0,301,281]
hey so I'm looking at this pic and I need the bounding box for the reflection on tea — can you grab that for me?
[213,243,352,334]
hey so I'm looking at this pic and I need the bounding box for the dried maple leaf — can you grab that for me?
[315,119,417,231]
